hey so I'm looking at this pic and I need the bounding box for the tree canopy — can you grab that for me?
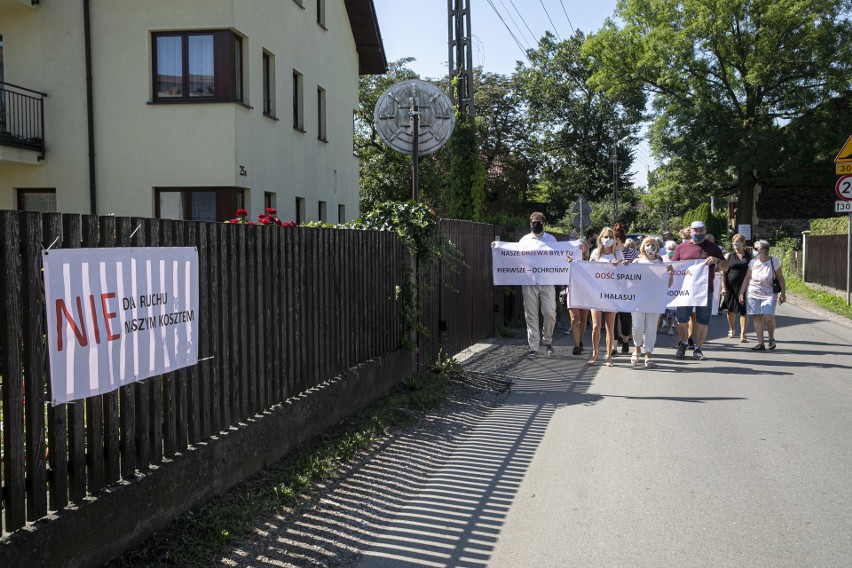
[584,0,852,226]
[516,31,644,224]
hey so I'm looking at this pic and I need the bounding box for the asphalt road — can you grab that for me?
[356,302,852,568]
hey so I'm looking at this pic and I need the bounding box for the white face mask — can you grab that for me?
[602,238,614,248]
[645,246,658,255]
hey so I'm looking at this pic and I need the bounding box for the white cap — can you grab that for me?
[690,221,705,229]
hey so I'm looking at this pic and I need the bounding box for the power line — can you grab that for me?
[508,0,540,46]
[484,0,530,62]
[537,0,562,41]
[496,0,534,50]
[556,0,576,36]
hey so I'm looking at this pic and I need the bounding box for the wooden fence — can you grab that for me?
[419,220,497,363]
[804,234,851,291]
[0,211,496,540]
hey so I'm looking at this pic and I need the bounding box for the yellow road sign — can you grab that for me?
[838,163,852,175]
[835,135,852,163]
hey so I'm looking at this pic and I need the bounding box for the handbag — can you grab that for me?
[771,258,782,294]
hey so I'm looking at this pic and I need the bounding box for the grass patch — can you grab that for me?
[109,357,464,568]
[782,263,852,321]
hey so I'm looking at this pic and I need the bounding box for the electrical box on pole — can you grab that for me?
[448,0,474,119]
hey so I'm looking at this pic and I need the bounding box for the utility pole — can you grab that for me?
[448,0,474,119]
[611,134,629,225]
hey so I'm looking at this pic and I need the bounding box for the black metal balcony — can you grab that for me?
[0,81,46,158]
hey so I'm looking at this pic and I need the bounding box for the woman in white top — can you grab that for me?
[632,237,673,367]
[738,240,786,350]
[588,227,627,366]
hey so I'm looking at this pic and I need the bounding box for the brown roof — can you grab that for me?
[344,0,388,74]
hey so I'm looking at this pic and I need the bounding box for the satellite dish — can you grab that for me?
[373,79,456,156]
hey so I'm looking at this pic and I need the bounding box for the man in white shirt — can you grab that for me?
[519,212,557,358]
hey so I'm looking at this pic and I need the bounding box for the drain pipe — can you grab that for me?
[83,0,97,214]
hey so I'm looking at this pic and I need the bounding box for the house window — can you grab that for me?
[317,86,327,141]
[317,0,326,28]
[292,70,304,130]
[17,188,57,212]
[155,187,244,221]
[262,51,275,117]
[295,197,305,224]
[338,204,346,224]
[264,191,276,210]
[152,31,243,103]
[318,200,327,223]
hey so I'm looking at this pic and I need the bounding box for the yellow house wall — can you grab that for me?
[0,0,364,221]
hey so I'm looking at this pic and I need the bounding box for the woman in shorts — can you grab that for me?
[739,240,786,350]
[587,227,625,366]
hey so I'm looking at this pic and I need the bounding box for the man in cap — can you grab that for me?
[671,220,728,360]
[520,212,558,358]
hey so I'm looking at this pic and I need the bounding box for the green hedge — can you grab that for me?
[810,217,849,235]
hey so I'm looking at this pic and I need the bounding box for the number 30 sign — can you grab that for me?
[836,175,852,201]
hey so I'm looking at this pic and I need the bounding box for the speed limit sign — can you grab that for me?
[836,175,852,200]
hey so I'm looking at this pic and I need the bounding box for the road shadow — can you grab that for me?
[216,310,845,567]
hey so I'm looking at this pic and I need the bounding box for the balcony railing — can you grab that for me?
[0,81,47,158]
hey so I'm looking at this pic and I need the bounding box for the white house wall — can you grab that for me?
[0,0,366,222]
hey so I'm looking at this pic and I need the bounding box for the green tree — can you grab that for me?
[585,0,852,227]
[472,71,539,219]
[516,31,644,222]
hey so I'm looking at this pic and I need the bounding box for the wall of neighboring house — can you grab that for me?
[1,0,364,223]
[0,2,91,213]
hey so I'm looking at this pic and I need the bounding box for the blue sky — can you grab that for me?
[372,0,656,187]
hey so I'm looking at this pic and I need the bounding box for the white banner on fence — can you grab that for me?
[492,240,583,285]
[665,260,710,308]
[566,260,710,312]
[43,247,199,404]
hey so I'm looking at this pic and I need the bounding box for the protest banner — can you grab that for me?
[492,240,583,285]
[665,260,710,308]
[567,259,710,312]
[43,247,199,404]
[712,272,723,316]
[567,261,672,313]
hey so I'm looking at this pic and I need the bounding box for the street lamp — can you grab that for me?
[612,135,630,225]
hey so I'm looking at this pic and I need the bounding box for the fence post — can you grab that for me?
[801,230,809,282]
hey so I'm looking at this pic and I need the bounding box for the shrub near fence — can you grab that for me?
[0,210,496,566]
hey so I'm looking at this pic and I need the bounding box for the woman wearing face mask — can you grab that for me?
[658,239,678,335]
[632,237,673,367]
[739,240,786,350]
[587,227,627,366]
[720,233,752,342]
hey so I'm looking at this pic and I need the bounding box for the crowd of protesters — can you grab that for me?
[517,212,787,366]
